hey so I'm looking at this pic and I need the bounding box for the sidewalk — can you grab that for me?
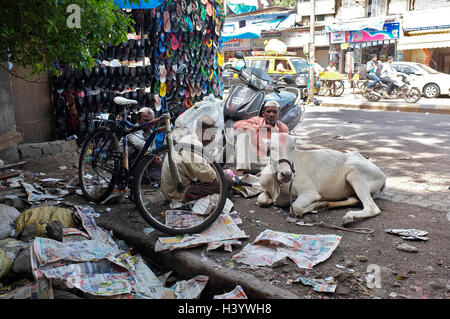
[316,91,450,115]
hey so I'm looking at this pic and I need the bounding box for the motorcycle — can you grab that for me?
[222,52,305,152]
[364,73,421,103]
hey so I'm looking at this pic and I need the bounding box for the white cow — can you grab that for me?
[256,133,386,226]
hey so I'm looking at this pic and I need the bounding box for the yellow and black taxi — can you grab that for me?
[222,52,316,95]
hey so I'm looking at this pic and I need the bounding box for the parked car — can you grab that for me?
[222,54,320,97]
[391,61,450,98]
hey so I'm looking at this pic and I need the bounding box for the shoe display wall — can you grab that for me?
[49,0,225,143]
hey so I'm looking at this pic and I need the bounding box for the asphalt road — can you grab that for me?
[294,105,450,212]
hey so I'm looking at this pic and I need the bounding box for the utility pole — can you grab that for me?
[307,0,315,104]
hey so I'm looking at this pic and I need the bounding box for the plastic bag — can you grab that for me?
[0,204,21,240]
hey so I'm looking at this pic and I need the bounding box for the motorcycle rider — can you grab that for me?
[380,56,397,97]
[366,54,380,91]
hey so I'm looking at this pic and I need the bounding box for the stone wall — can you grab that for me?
[17,140,78,159]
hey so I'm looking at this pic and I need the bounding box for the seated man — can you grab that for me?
[125,107,160,183]
[233,101,288,175]
[128,107,155,157]
[380,56,397,97]
[161,116,233,202]
[276,61,290,73]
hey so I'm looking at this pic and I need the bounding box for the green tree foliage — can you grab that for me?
[273,0,296,8]
[0,0,140,75]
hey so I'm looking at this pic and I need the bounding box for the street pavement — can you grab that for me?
[294,106,450,213]
[317,90,450,115]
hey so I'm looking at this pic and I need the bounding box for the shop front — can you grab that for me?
[329,20,400,75]
[222,38,252,61]
[398,7,450,73]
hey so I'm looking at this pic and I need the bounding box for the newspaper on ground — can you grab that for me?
[29,205,209,299]
[0,278,53,299]
[385,229,429,241]
[33,237,116,265]
[22,182,68,202]
[232,230,341,269]
[172,275,209,299]
[155,215,248,252]
[165,210,205,228]
[213,285,248,299]
[207,239,242,252]
[294,276,337,293]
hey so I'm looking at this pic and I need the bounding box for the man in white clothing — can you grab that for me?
[380,56,397,97]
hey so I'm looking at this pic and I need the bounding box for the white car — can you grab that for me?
[391,62,450,98]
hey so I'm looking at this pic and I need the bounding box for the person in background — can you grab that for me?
[325,61,337,72]
[380,56,397,98]
[276,60,290,72]
[366,54,380,90]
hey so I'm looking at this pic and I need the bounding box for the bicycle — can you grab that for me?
[78,85,227,235]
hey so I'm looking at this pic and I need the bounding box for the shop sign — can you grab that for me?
[282,30,330,47]
[346,22,400,43]
[330,31,346,44]
[222,38,252,51]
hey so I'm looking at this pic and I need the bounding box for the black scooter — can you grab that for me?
[223,51,305,150]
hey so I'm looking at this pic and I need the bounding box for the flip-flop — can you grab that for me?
[163,10,171,33]
[206,2,213,17]
[160,82,167,97]
[154,94,162,111]
[171,11,180,33]
[170,33,179,51]
[185,15,193,32]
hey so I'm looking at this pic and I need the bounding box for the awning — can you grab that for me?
[397,31,450,50]
[325,16,385,32]
[114,0,164,9]
[221,25,262,43]
[222,14,295,42]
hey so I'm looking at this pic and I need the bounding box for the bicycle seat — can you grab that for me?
[113,96,138,105]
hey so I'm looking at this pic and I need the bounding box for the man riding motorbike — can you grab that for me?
[379,56,397,98]
[365,54,380,91]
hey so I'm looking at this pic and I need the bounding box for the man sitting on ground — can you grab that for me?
[161,116,233,202]
[233,100,289,176]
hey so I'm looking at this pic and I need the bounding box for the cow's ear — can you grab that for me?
[262,138,271,148]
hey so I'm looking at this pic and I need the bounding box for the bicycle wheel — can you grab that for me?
[132,143,227,235]
[333,81,344,97]
[78,128,119,203]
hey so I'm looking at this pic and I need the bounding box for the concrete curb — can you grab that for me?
[97,219,300,299]
[319,101,450,115]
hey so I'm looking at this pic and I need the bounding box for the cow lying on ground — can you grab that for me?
[256,133,386,226]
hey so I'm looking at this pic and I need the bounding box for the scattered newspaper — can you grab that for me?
[29,205,209,298]
[232,230,341,269]
[22,182,68,202]
[33,237,116,265]
[165,210,205,228]
[0,278,53,299]
[155,215,249,252]
[213,285,248,299]
[385,228,429,241]
[173,275,209,299]
[294,276,337,293]
[207,239,242,252]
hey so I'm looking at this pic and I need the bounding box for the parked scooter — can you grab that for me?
[223,51,305,151]
[364,73,421,103]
